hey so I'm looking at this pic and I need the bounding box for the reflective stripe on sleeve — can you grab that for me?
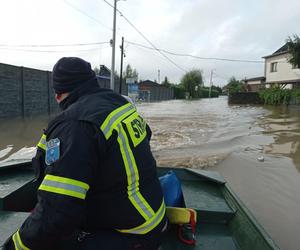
[12,230,30,250]
[117,200,166,235]
[100,103,136,139]
[37,134,47,150]
[38,174,90,200]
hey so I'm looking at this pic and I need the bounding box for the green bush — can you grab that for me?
[291,89,300,104]
[198,87,219,98]
[172,85,186,99]
[224,77,246,94]
[259,87,292,105]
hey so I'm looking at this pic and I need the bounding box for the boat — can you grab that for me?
[0,161,280,249]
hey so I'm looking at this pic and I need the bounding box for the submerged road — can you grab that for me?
[1,96,300,249]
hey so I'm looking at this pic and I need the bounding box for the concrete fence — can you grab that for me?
[139,82,174,102]
[149,86,174,102]
[0,63,174,119]
[0,63,59,119]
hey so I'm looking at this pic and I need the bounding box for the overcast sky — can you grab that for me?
[0,0,299,86]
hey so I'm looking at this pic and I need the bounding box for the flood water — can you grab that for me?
[1,96,300,249]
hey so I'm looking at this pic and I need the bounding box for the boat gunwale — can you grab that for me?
[222,183,280,250]
[157,166,280,250]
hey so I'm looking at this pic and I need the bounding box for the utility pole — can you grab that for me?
[209,70,214,98]
[110,0,117,91]
[119,37,124,94]
[158,69,160,84]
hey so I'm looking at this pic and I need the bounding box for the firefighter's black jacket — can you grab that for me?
[4,85,166,250]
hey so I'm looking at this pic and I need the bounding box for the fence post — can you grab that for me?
[47,71,51,115]
[20,67,25,118]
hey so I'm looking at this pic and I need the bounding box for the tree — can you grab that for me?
[162,76,171,87]
[93,67,100,75]
[224,77,245,94]
[124,64,138,80]
[212,85,222,94]
[286,35,300,68]
[180,69,203,98]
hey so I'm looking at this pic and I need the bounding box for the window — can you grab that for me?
[270,62,278,72]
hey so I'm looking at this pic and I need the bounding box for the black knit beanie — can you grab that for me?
[52,57,96,94]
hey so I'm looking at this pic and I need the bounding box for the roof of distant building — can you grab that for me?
[139,80,160,86]
[244,76,266,82]
[263,43,289,59]
[139,80,170,88]
[99,64,111,77]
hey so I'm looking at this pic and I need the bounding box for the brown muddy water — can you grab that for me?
[1,96,300,249]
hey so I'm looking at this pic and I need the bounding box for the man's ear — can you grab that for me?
[55,93,69,103]
[55,93,62,103]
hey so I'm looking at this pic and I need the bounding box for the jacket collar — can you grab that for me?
[59,80,101,111]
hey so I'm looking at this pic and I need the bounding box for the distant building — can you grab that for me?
[96,65,110,89]
[245,44,300,91]
[96,65,127,94]
[263,44,300,89]
[138,80,174,102]
[245,76,265,92]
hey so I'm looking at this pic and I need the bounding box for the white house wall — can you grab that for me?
[265,53,300,83]
[247,80,262,85]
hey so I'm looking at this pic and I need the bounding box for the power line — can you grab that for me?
[213,72,230,81]
[0,42,109,48]
[0,39,267,65]
[102,0,187,72]
[126,41,264,64]
[0,47,109,53]
[62,0,112,31]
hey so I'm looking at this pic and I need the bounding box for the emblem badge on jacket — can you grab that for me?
[45,138,60,165]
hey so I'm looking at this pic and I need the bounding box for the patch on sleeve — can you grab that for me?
[45,138,60,166]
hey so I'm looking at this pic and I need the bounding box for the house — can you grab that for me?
[96,65,111,89]
[96,65,127,94]
[262,44,300,89]
[245,76,265,92]
[139,80,174,102]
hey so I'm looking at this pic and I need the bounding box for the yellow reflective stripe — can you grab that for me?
[117,124,155,220]
[100,103,158,231]
[44,174,90,190]
[37,134,47,150]
[100,103,136,139]
[117,200,166,235]
[12,230,30,250]
[38,174,90,200]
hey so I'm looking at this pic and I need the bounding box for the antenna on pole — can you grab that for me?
[119,37,125,94]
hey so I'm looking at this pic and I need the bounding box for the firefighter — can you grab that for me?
[3,57,167,250]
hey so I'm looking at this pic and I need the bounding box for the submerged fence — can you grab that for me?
[228,92,263,104]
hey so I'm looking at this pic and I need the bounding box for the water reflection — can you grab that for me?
[261,105,300,171]
[0,116,49,164]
